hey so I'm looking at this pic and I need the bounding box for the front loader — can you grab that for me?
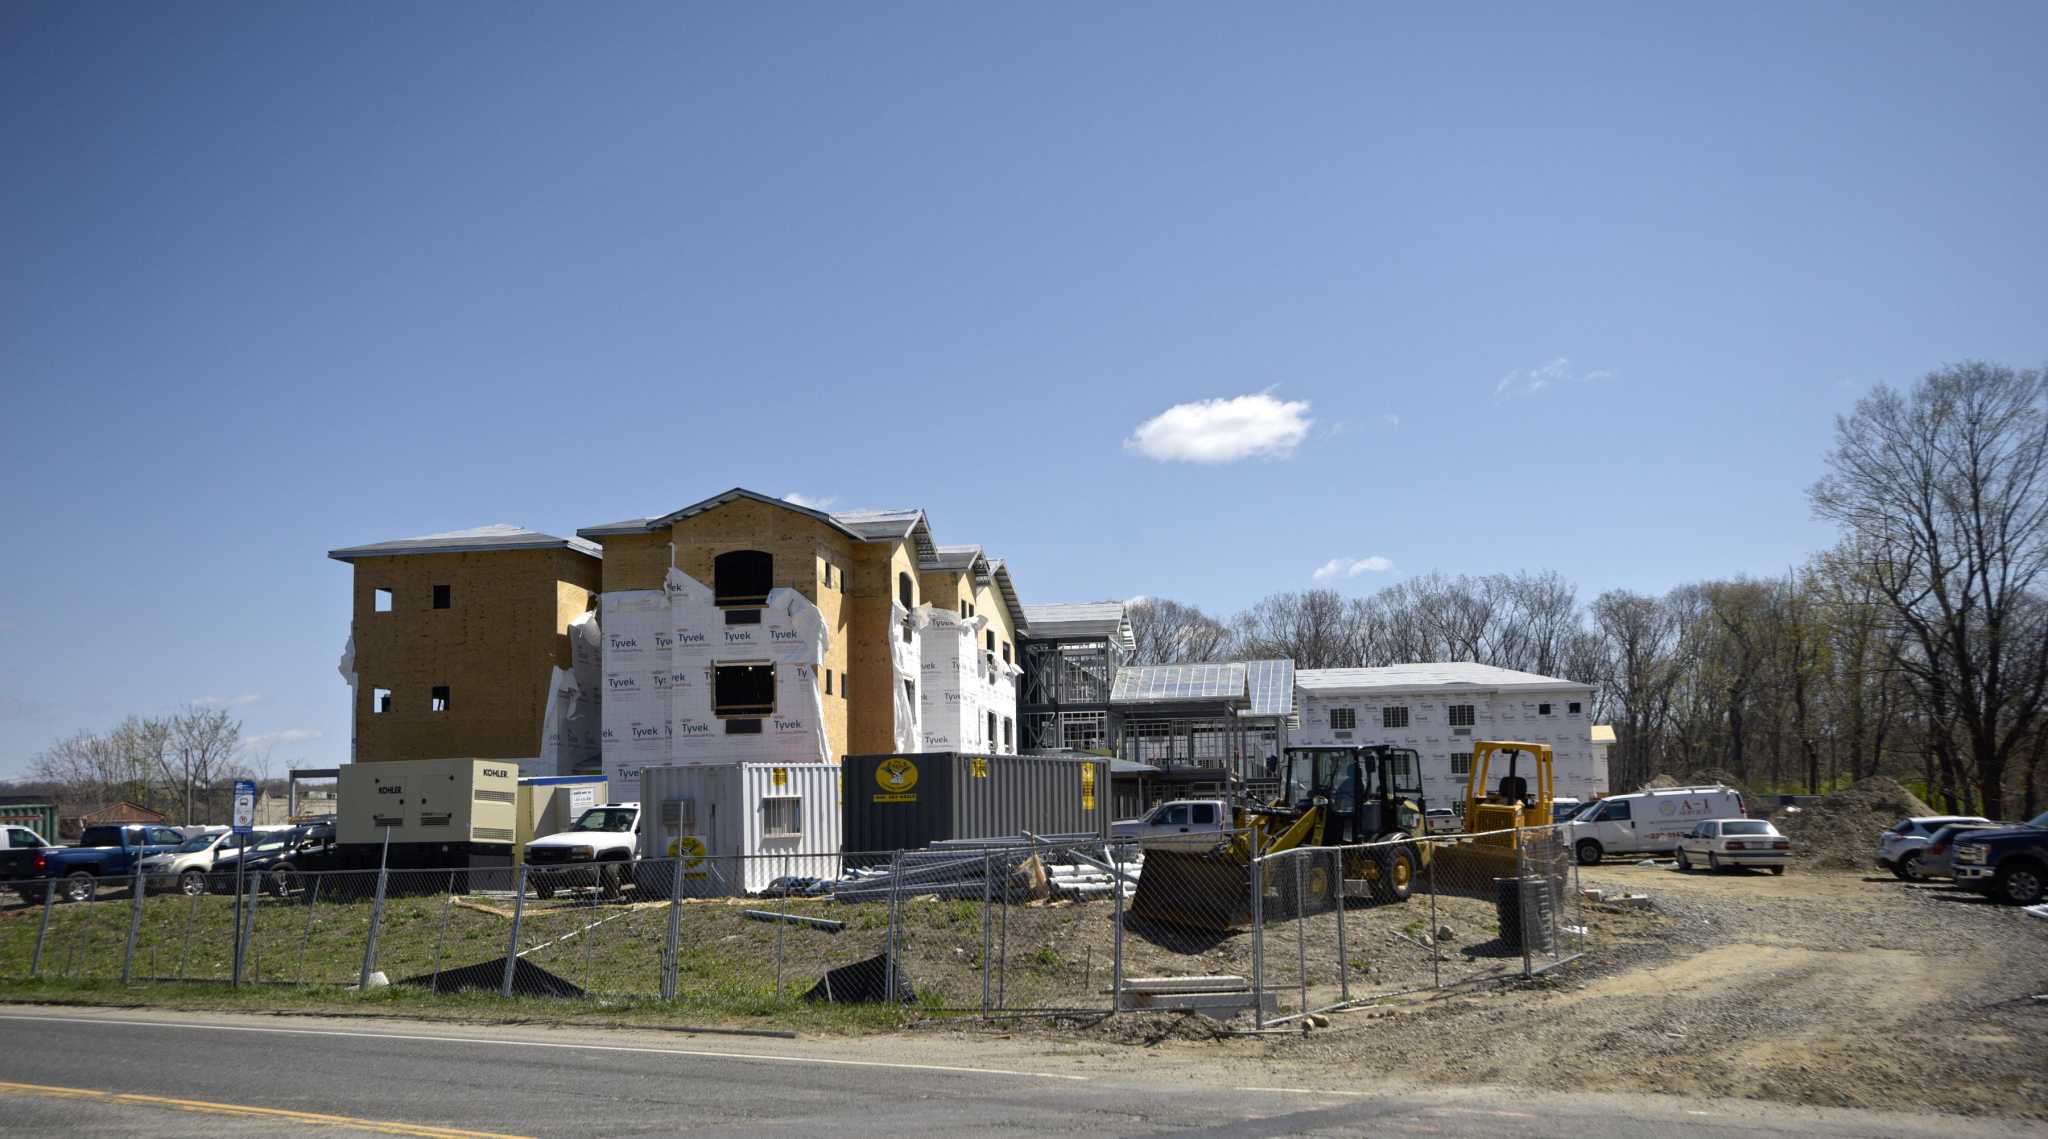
[1126,745,1428,931]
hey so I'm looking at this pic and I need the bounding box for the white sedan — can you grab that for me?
[1675,819,1791,874]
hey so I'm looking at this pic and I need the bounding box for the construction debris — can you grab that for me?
[741,909,845,932]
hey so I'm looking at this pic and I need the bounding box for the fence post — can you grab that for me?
[1427,839,1440,990]
[1333,847,1349,1006]
[297,876,323,985]
[234,872,261,988]
[1110,844,1125,1014]
[175,891,196,982]
[121,871,146,985]
[1250,851,1265,1030]
[661,857,681,1002]
[501,864,528,998]
[1294,852,1307,1017]
[359,868,389,991]
[774,851,787,996]
[979,851,993,1017]
[29,879,55,978]
[884,850,902,1004]
[1518,831,1533,979]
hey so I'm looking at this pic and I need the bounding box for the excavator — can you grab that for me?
[1126,744,1429,930]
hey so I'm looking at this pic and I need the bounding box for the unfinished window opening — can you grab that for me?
[1538,703,1553,716]
[714,550,773,625]
[1002,717,1013,750]
[725,718,762,734]
[985,630,995,655]
[1568,701,1582,715]
[1450,751,1473,776]
[432,584,451,609]
[959,601,968,618]
[373,587,393,613]
[903,678,916,709]
[824,668,833,695]
[762,796,803,837]
[1447,704,1475,727]
[987,711,997,745]
[371,687,392,714]
[713,663,775,718]
[1002,642,1012,666]
[1382,706,1410,729]
[431,686,450,712]
[1329,707,1357,731]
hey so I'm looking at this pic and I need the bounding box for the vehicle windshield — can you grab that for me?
[2027,810,2048,830]
[570,807,637,833]
[1721,821,1772,836]
[251,831,300,854]
[1559,801,1598,822]
[173,834,220,854]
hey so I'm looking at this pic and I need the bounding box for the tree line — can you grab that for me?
[1127,362,2048,819]
[5,707,265,828]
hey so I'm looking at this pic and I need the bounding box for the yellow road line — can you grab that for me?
[0,1080,530,1139]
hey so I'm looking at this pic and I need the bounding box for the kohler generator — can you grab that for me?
[337,759,519,871]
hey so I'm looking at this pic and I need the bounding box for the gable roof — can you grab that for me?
[1295,662,1588,695]
[1023,601,1135,650]
[578,488,938,564]
[329,524,600,562]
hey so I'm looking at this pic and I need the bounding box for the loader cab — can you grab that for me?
[1280,746,1426,844]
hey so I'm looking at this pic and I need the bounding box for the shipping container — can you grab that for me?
[637,762,840,896]
[840,751,1109,860]
[515,774,610,861]
[0,802,58,843]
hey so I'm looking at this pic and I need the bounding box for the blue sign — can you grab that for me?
[231,779,257,835]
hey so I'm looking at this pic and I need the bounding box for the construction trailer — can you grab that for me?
[336,759,519,871]
[515,774,610,860]
[840,751,1110,864]
[637,762,840,895]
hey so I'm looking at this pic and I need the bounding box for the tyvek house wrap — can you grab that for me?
[918,608,1003,751]
[600,588,673,797]
[668,567,830,765]
[337,637,357,759]
[890,599,927,752]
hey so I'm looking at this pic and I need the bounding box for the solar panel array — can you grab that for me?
[1110,662,1248,704]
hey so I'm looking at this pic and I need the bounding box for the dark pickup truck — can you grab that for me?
[1950,809,2048,906]
[36,824,189,903]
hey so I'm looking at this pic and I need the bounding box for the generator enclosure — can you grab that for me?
[840,751,1109,859]
[638,762,840,896]
[516,774,610,860]
[337,759,519,870]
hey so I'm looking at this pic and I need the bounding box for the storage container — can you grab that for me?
[840,751,1109,860]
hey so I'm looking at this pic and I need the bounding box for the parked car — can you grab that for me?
[36,824,188,903]
[1876,815,1991,880]
[136,826,285,896]
[2,824,53,898]
[525,803,641,898]
[1109,799,1231,849]
[233,821,342,896]
[1567,785,1747,864]
[1950,809,2048,906]
[1919,821,2008,881]
[1675,818,1791,874]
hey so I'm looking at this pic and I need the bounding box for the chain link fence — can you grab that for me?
[0,824,1581,1025]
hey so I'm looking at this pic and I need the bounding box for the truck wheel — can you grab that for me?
[1897,851,1924,881]
[1575,840,1602,866]
[533,879,556,900]
[179,870,207,896]
[268,866,299,898]
[62,871,95,904]
[1708,852,1721,872]
[1769,866,1785,876]
[599,862,624,900]
[1997,862,2045,907]
[1676,849,1692,871]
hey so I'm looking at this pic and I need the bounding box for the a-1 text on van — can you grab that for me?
[1567,785,1746,865]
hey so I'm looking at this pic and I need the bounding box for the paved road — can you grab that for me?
[0,1007,2034,1138]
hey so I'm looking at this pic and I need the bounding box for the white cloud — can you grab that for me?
[783,492,837,511]
[1312,556,1396,582]
[1494,357,1615,399]
[245,728,321,749]
[1124,392,1313,463]
[193,693,262,708]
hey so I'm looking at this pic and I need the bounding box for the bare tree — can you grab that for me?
[166,706,242,824]
[1232,589,1358,669]
[1126,598,1234,664]
[1811,362,2048,818]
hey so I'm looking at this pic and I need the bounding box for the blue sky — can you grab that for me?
[2,2,2043,777]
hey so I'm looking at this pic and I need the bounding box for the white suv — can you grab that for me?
[1876,816,1990,881]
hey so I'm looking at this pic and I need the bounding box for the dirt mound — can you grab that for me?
[1682,768,1747,793]
[1771,776,1934,870]
[1639,773,1681,790]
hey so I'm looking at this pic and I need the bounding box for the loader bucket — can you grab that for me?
[1127,846,1255,931]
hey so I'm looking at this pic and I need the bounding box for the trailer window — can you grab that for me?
[762,797,803,837]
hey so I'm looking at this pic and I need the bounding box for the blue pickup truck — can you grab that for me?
[36,824,189,903]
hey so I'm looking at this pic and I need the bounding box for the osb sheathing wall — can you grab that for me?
[599,499,870,764]
[848,540,918,755]
[351,548,599,763]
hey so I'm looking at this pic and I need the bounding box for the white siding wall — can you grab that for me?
[1293,686,1604,811]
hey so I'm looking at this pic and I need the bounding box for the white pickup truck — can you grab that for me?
[1111,799,1231,849]
[523,803,641,898]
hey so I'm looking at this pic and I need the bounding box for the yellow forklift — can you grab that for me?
[1432,739,1560,898]
[1126,744,1429,930]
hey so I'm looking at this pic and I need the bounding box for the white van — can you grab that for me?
[1568,785,1746,865]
